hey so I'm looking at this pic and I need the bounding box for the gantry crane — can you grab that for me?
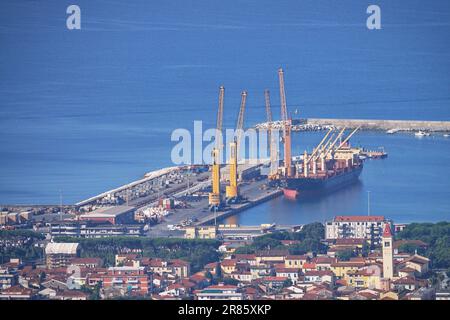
[208,86,225,211]
[278,68,293,177]
[226,91,247,204]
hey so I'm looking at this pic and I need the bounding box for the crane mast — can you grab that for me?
[278,68,292,177]
[265,89,278,179]
[264,89,272,123]
[226,91,247,204]
[235,91,247,153]
[209,86,225,211]
[216,86,225,153]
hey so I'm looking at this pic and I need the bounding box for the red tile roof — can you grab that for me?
[262,276,288,282]
[234,254,256,260]
[313,257,336,264]
[302,263,316,269]
[189,273,207,283]
[204,262,219,269]
[393,276,416,285]
[393,240,428,249]
[221,259,237,267]
[275,268,301,273]
[55,290,88,298]
[71,257,102,265]
[170,259,189,267]
[206,284,238,290]
[304,270,334,277]
[0,285,33,295]
[382,223,392,237]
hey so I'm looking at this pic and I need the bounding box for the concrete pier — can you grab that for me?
[304,118,450,132]
[195,188,283,226]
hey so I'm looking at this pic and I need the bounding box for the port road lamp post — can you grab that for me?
[214,207,217,227]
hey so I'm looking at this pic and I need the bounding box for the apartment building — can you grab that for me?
[325,216,389,245]
[102,267,150,296]
[195,284,244,300]
[45,243,80,269]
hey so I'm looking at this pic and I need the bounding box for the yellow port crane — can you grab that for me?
[278,68,293,177]
[208,86,225,211]
[265,89,278,180]
[226,91,247,204]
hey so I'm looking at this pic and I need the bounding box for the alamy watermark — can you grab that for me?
[367,5,381,30]
[66,5,81,30]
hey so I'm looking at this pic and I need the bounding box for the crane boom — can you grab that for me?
[278,68,292,177]
[310,130,336,163]
[264,89,272,123]
[216,86,225,152]
[235,91,247,152]
[265,89,278,178]
[226,91,247,204]
[307,128,334,163]
[335,126,360,151]
[209,86,225,211]
[322,127,347,158]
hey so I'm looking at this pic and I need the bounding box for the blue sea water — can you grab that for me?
[0,1,449,223]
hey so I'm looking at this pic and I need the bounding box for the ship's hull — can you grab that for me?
[282,165,363,199]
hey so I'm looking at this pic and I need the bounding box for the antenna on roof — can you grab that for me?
[60,190,63,221]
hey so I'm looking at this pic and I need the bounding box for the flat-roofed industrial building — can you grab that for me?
[79,206,135,225]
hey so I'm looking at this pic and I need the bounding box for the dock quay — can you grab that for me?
[145,175,281,238]
[256,118,450,133]
[195,188,283,226]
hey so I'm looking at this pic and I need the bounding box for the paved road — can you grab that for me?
[145,178,274,237]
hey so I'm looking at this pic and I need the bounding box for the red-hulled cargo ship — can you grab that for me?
[280,131,363,199]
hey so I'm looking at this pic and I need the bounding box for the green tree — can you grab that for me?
[397,222,450,269]
[336,249,355,261]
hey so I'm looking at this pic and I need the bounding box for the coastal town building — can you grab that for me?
[79,206,136,225]
[325,216,389,245]
[49,222,143,238]
[0,213,444,301]
[382,223,394,279]
[45,243,80,269]
[101,266,150,296]
[195,283,244,300]
[184,226,217,239]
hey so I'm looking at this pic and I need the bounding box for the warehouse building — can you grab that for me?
[79,206,135,225]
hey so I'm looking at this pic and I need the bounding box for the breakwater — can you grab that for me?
[305,118,450,132]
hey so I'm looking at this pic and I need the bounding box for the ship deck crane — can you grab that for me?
[226,91,247,204]
[306,128,334,164]
[278,68,292,177]
[320,127,347,160]
[209,86,225,211]
[334,126,361,151]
